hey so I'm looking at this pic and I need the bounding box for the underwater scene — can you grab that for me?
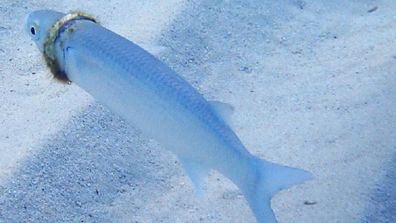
[0,0,395,222]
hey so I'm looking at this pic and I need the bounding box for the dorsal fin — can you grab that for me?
[209,100,234,124]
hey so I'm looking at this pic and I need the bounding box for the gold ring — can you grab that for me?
[43,11,97,83]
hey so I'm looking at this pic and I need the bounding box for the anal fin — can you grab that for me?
[178,157,209,196]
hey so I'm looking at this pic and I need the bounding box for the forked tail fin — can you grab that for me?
[239,157,313,223]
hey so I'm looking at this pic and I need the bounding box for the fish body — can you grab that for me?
[25,10,312,223]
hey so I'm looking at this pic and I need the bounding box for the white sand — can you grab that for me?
[1,0,395,222]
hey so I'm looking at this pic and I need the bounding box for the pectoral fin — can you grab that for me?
[137,43,168,56]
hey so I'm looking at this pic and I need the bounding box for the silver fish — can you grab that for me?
[25,10,312,223]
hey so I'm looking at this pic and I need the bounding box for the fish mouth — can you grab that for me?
[23,13,30,35]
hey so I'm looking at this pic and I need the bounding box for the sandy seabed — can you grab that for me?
[0,0,395,222]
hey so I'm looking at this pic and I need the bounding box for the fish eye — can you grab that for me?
[27,22,40,40]
[30,26,36,35]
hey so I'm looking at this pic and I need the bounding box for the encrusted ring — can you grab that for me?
[43,11,97,83]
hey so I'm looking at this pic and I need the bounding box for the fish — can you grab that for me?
[24,10,313,223]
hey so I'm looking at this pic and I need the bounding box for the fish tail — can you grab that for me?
[239,157,313,223]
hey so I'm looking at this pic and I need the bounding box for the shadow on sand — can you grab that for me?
[362,152,396,223]
[0,104,177,222]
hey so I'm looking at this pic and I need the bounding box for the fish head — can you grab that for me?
[24,10,65,52]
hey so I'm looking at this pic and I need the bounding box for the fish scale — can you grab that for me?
[64,20,238,147]
[74,21,207,116]
[25,10,313,223]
